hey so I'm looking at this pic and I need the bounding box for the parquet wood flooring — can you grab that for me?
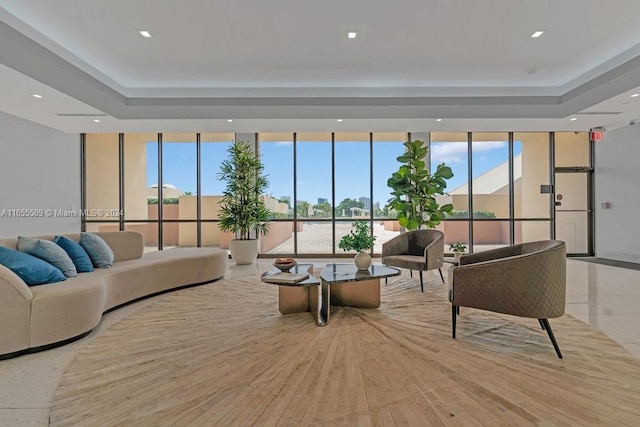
[50,271,640,426]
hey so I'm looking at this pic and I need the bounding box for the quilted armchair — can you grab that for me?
[448,240,566,358]
[381,229,445,292]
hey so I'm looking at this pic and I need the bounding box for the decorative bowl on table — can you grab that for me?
[273,258,297,272]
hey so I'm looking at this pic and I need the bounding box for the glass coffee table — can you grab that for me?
[263,263,400,326]
[261,264,320,316]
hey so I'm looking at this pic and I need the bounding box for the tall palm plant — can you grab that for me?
[218,141,270,240]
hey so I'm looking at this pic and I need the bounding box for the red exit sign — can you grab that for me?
[591,130,604,141]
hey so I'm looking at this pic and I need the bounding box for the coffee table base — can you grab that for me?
[329,279,380,308]
[269,263,399,327]
[278,286,311,315]
[278,279,380,325]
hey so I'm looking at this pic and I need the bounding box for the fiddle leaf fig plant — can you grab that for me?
[218,140,271,240]
[386,139,454,230]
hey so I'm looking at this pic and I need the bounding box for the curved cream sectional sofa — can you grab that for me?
[0,231,228,359]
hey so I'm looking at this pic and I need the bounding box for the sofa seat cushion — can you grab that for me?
[29,275,106,347]
[103,247,228,311]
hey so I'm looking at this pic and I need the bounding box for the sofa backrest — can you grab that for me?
[94,231,144,262]
[0,231,144,262]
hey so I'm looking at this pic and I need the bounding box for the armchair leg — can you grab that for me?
[438,268,444,283]
[538,319,546,330]
[410,270,413,278]
[419,271,424,292]
[452,305,457,338]
[539,319,563,359]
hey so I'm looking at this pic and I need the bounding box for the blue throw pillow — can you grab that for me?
[0,246,66,286]
[54,236,94,272]
[79,233,114,268]
[17,236,78,278]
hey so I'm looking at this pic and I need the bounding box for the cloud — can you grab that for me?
[473,141,508,151]
[431,142,467,164]
[431,141,506,164]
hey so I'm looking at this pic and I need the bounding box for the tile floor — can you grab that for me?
[0,258,638,426]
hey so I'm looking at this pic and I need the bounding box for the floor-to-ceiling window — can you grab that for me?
[514,132,552,245]
[200,133,234,248]
[83,129,589,257]
[123,133,158,251]
[373,132,408,251]
[84,132,233,252]
[334,132,370,254]
[84,133,121,234]
[259,133,295,254]
[159,133,197,249]
[471,132,511,252]
[430,131,555,253]
[430,132,471,251]
[293,133,333,255]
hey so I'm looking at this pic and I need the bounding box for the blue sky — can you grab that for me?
[148,139,522,207]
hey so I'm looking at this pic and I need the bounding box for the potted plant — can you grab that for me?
[338,220,376,270]
[449,242,467,263]
[386,139,454,230]
[218,140,271,264]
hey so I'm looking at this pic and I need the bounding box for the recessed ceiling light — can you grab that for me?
[347,32,357,39]
[570,117,578,121]
[531,31,544,38]
[227,119,233,122]
[436,118,442,122]
[337,119,343,122]
[93,119,101,123]
[138,30,152,38]
[631,93,640,98]
[31,93,42,99]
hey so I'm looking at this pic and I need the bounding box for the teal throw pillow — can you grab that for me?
[54,236,94,272]
[79,233,114,268]
[0,246,66,286]
[17,236,78,278]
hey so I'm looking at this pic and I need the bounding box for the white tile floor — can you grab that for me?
[0,258,638,426]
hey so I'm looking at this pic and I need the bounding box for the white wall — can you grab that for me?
[595,125,640,263]
[0,111,80,238]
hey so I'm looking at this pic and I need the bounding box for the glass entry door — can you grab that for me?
[554,171,592,255]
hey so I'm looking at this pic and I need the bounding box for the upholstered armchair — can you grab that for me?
[381,229,445,292]
[448,240,566,358]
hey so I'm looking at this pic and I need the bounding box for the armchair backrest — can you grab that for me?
[459,240,564,266]
[406,229,444,256]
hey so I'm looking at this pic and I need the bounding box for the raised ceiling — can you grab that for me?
[2,0,640,133]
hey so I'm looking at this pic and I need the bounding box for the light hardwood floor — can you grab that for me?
[49,267,640,426]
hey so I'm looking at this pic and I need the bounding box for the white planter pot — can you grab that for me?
[354,252,372,270]
[229,239,259,265]
[454,252,463,263]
